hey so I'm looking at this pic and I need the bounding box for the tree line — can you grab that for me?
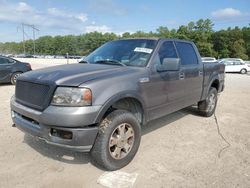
[0,19,249,60]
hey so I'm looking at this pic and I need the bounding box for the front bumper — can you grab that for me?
[11,97,101,152]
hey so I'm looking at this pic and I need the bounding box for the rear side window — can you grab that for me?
[224,61,233,66]
[234,61,242,65]
[175,42,198,65]
[0,57,8,64]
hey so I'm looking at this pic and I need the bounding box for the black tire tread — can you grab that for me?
[11,72,22,85]
[91,109,141,170]
[240,69,247,74]
[198,87,218,117]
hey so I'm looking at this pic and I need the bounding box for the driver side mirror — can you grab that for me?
[157,58,180,72]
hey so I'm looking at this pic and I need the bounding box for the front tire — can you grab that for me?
[198,87,218,117]
[91,110,141,170]
[11,72,22,85]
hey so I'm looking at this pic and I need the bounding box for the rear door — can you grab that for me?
[224,61,234,72]
[233,60,244,72]
[175,41,204,105]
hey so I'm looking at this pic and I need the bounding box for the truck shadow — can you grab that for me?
[0,83,14,86]
[23,134,91,165]
[142,105,200,135]
[23,105,200,167]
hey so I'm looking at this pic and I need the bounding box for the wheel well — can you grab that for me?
[104,97,143,125]
[12,71,23,76]
[211,79,219,91]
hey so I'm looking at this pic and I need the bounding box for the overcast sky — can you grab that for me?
[0,0,249,42]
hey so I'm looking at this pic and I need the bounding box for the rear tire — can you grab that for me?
[11,72,22,85]
[240,69,247,74]
[198,87,218,117]
[91,110,141,171]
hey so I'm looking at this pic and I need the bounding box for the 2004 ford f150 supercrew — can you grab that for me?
[11,38,225,170]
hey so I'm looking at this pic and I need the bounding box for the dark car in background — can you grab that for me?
[0,55,32,85]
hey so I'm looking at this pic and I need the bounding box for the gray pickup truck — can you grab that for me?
[11,38,225,170]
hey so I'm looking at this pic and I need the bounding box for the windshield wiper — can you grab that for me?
[95,59,126,66]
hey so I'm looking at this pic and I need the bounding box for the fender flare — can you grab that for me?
[11,68,23,75]
[202,74,220,100]
[94,91,147,124]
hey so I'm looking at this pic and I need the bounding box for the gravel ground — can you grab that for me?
[0,62,250,188]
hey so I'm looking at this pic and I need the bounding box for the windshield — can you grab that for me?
[83,39,157,67]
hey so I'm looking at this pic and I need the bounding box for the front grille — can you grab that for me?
[15,80,52,111]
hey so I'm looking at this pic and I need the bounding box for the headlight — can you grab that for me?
[51,87,92,106]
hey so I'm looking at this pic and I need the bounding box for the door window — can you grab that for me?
[0,57,15,64]
[0,57,8,64]
[175,42,198,65]
[224,61,233,66]
[155,41,178,65]
[234,61,242,65]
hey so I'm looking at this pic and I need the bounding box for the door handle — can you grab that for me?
[199,71,203,76]
[179,72,185,80]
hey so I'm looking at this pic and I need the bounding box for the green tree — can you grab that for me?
[0,19,249,60]
[242,26,250,59]
[156,26,170,38]
[231,39,248,59]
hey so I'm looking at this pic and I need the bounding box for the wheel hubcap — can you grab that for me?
[109,123,135,160]
[13,73,21,82]
[207,93,216,112]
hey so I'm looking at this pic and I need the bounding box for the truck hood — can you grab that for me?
[19,64,138,86]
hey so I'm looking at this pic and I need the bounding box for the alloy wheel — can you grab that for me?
[109,123,135,160]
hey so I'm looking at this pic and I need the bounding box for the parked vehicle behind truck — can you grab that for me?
[11,38,225,170]
[201,57,217,63]
[219,58,250,74]
[0,55,31,84]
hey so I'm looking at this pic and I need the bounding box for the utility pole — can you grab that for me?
[18,23,39,55]
[66,53,69,64]
[23,24,39,55]
[30,24,39,55]
[33,26,36,55]
[22,23,26,54]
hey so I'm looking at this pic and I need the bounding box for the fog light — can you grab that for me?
[50,128,73,140]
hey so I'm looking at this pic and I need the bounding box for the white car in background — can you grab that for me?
[220,58,250,74]
[201,57,217,63]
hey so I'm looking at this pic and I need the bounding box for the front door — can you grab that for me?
[145,40,187,121]
[175,41,204,105]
